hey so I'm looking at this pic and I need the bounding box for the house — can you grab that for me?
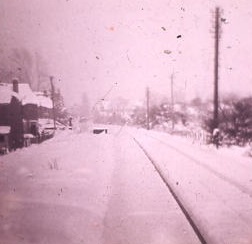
[0,79,54,151]
[0,82,23,150]
[13,82,54,143]
[17,82,40,141]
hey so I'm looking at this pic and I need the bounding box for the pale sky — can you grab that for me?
[0,0,252,106]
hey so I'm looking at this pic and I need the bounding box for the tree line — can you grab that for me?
[93,95,252,147]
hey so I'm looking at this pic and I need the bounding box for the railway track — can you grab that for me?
[141,133,252,198]
[133,137,207,244]
[132,131,252,244]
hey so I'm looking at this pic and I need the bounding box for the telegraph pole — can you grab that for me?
[146,87,150,130]
[50,76,56,130]
[171,73,174,130]
[213,7,220,131]
[212,7,222,148]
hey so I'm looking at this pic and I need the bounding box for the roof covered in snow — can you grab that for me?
[0,83,39,105]
[35,92,53,109]
[0,83,54,108]
[17,83,39,105]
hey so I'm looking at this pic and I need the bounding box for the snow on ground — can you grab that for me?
[1,124,252,243]
[0,125,202,244]
[101,128,201,244]
[0,127,118,244]
[129,126,252,244]
[134,128,252,190]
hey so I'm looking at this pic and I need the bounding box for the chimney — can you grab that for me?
[12,78,19,93]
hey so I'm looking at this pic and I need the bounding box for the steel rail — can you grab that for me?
[133,137,207,244]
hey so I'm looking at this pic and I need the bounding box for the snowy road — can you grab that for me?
[0,125,252,243]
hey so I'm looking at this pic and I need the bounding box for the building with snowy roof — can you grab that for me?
[15,82,55,142]
[0,82,23,150]
[0,79,55,151]
[6,80,40,140]
[35,91,53,119]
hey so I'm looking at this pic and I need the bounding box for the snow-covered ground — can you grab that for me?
[130,127,252,244]
[0,125,200,244]
[1,124,252,243]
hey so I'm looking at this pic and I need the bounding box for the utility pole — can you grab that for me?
[171,73,174,130]
[213,7,221,131]
[146,87,150,130]
[212,7,221,148]
[50,76,56,130]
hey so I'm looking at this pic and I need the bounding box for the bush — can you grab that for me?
[204,96,252,146]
